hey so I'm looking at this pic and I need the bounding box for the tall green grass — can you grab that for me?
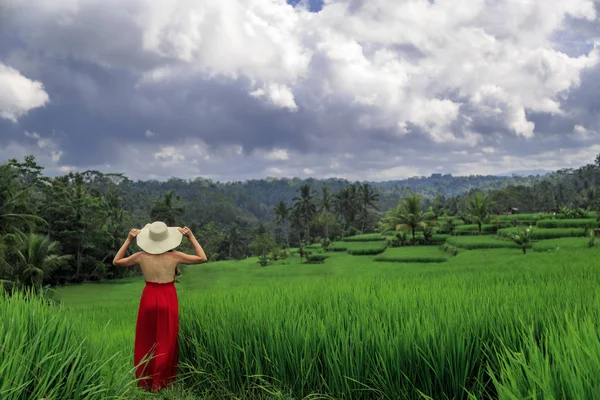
[498,227,587,239]
[533,237,595,252]
[536,218,598,228]
[0,290,139,400]
[173,249,600,399]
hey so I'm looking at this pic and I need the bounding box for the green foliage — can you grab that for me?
[464,192,492,235]
[587,230,597,248]
[306,254,329,264]
[385,194,435,242]
[533,237,594,252]
[506,226,535,254]
[250,232,277,265]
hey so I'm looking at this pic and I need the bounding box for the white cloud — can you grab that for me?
[153,146,185,165]
[3,0,600,180]
[262,148,290,161]
[0,64,49,122]
[572,124,597,140]
[22,131,63,162]
[250,83,298,110]
[303,168,314,175]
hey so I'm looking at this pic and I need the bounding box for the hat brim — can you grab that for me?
[136,225,183,254]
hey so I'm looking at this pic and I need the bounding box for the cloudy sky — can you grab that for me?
[1,0,600,182]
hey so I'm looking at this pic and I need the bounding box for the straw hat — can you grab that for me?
[136,221,183,254]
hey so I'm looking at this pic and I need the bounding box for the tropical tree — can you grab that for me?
[225,224,246,259]
[273,200,291,249]
[358,183,380,232]
[14,234,72,292]
[506,226,534,254]
[292,184,317,242]
[333,185,358,230]
[465,192,492,235]
[317,187,334,239]
[0,164,46,235]
[387,194,435,242]
[150,190,185,226]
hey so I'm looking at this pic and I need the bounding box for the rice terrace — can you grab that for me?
[4,1,600,399]
[2,153,600,400]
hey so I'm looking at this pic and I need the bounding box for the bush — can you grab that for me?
[306,254,329,264]
[498,227,587,240]
[345,241,388,255]
[441,243,462,256]
[374,247,449,263]
[343,233,386,242]
[536,219,597,229]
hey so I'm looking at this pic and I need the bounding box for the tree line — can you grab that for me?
[0,153,599,292]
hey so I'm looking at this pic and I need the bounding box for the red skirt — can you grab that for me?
[134,280,179,392]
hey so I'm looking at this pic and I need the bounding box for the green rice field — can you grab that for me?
[446,235,522,250]
[497,227,587,239]
[4,224,600,399]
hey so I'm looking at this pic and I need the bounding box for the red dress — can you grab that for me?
[134,280,179,392]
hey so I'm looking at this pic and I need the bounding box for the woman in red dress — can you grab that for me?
[113,222,207,392]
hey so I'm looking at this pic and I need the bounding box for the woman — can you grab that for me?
[112,221,208,392]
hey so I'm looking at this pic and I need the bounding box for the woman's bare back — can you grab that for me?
[138,252,180,283]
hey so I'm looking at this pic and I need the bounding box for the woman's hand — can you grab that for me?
[178,226,193,238]
[127,229,141,242]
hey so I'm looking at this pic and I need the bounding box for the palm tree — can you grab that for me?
[15,234,72,292]
[273,200,291,249]
[465,192,492,235]
[292,184,317,242]
[506,226,533,254]
[226,224,246,259]
[150,190,185,225]
[317,187,334,239]
[358,183,380,232]
[0,164,46,235]
[387,194,435,242]
[333,186,358,230]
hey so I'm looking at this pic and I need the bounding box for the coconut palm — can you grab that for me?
[0,164,46,235]
[465,192,492,235]
[506,226,534,254]
[273,200,291,249]
[292,184,317,242]
[150,190,185,226]
[358,183,380,232]
[387,194,435,242]
[15,234,72,292]
[226,224,246,259]
[317,187,334,239]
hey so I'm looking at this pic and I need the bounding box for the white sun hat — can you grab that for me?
[136,221,183,254]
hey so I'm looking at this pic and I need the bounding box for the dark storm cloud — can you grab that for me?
[1,0,600,181]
